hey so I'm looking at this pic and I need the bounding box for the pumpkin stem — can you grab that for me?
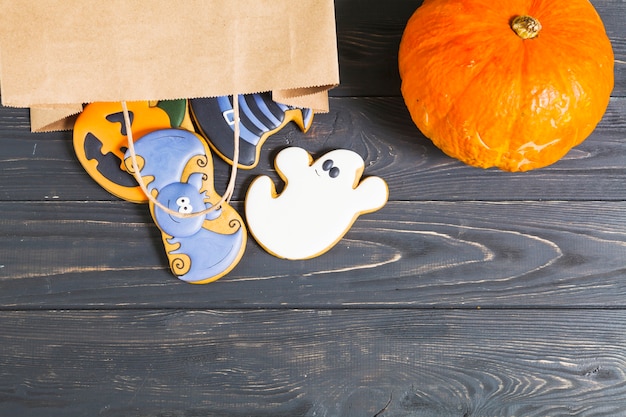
[511,15,542,40]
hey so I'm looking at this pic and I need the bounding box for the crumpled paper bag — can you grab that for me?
[0,0,339,132]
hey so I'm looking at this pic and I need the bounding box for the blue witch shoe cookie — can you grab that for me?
[189,92,314,169]
[123,129,246,284]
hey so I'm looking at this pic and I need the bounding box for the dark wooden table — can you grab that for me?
[1,1,625,416]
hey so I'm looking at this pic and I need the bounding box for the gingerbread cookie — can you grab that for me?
[124,129,246,283]
[245,147,388,260]
[189,92,313,169]
[73,100,192,203]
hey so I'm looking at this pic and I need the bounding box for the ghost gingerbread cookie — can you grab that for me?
[245,147,388,260]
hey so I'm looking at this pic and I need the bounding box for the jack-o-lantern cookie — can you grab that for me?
[123,129,246,284]
[189,92,313,169]
[245,147,388,260]
[73,100,192,203]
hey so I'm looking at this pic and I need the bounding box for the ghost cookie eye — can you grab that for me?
[321,159,340,178]
[176,197,193,214]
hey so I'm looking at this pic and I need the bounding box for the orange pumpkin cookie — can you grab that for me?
[73,100,192,202]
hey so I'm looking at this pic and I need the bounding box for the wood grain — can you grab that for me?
[1,200,623,309]
[1,309,626,417]
[1,97,625,202]
[0,0,625,415]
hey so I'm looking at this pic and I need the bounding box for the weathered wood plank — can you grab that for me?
[1,97,624,202]
[0,2,624,417]
[332,0,626,97]
[1,200,624,309]
[1,309,625,417]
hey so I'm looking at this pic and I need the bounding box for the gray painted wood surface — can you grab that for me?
[1,1,625,416]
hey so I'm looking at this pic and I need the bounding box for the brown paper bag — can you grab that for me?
[0,0,339,132]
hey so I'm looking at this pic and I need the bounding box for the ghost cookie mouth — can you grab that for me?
[166,202,182,224]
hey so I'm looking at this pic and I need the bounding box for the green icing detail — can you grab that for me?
[157,99,187,127]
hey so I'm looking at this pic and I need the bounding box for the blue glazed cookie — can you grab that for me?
[124,129,246,283]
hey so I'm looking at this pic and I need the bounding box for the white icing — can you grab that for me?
[245,147,388,260]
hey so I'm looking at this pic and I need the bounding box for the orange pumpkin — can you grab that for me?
[398,0,614,171]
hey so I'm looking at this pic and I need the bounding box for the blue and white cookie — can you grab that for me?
[124,129,246,283]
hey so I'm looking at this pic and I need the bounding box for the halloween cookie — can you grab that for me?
[73,100,192,203]
[189,92,314,169]
[245,147,388,260]
[123,129,246,283]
